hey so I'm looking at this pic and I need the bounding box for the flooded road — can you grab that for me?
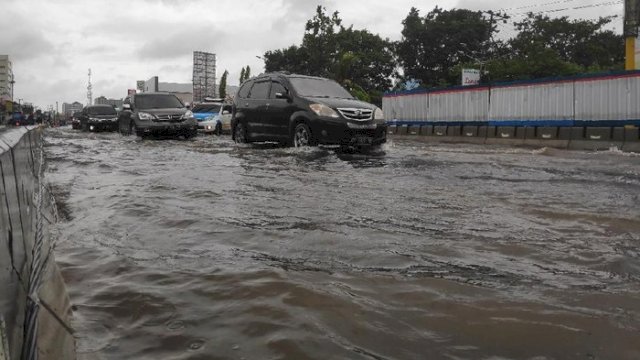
[44,127,640,359]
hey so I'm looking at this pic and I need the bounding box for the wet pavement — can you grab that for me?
[44,126,640,359]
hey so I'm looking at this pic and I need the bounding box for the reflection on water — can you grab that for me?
[45,127,640,359]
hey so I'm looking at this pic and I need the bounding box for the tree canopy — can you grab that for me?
[261,5,625,94]
[263,6,396,104]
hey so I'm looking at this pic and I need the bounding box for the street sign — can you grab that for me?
[462,69,480,86]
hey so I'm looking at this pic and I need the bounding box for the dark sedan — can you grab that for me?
[79,105,118,132]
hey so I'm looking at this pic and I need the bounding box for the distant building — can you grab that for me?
[0,55,14,102]
[138,76,194,104]
[62,101,83,117]
[95,95,124,109]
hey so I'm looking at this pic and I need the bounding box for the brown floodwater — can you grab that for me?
[44,127,640,359]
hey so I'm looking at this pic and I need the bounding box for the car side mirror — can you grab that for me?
[275,92,290,100]
[185,102,191,110]
[123,104,131,110]
[222,110,230,115]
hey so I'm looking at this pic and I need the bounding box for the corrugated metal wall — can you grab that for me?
[490,82,574,122]
[384,72,640,126]
[574,76,640,122]
[429,89,489,122]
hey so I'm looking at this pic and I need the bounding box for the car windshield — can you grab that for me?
[192,104,221,113]
[135,95,184,110]
[88,106,116,115]
[289,77,354,99]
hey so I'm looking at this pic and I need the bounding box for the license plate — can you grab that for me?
[355,136,372,145]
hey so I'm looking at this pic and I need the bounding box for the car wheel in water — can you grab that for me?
[215,123,222,136]
[234,122,247,143]
[293,123,313,148]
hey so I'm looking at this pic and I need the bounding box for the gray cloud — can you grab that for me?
[1,0,619,108]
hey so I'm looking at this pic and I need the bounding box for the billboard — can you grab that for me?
[462,69,481,86]
[136,80,145,91]
[193,51,217,103]
[127,89,136,96]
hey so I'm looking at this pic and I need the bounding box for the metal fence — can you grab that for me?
[383,71,640,127]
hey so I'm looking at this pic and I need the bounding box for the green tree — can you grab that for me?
[219,70,228,98]
[239,67,246,84]
[396,7,502,87]
[263,6,395,105]
[485,13,624,81]
[244,66,251,80]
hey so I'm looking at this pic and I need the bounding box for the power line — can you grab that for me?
[498,0,579,12]
[508,0,623,16]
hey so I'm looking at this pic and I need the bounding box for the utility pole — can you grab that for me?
[87,68,93,106]
[624,0,640,70]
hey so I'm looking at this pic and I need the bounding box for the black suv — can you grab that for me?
[231,73,387,147]
[78,105,118,132]
[118,93,197,138]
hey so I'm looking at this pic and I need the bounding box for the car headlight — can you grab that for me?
[374,107,384,120]
[309,103,339,118]
[138,112,155,121]
[183,110,194,119]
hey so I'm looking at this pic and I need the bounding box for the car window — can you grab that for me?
[87,106,117,115]
[249,81,270,99]
[135,95,184,110]
[269,81,287,99]
[237,81,252,99]
[223,105,232,113]
[289,77,354,99]
[193,105,217,113]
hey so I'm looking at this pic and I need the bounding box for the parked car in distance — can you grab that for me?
[9,112,26,126]
[118,93,197,139]
[78,105,118,132]
[231,73,387,148]
[194,103,232,135]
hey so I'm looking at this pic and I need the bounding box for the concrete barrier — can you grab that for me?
[486,126,525,146]
[446,126,461,137]
[420,125,433,136]
[623,126,640,152]
[523,127,569,149]
[387,124,637,152]
[461,126,485,144]
[569,127,624,150]
[0,127,75,359]
[433,126,447,137]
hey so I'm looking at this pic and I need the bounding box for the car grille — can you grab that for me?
[337,108,373,121]
[155,114,183,121]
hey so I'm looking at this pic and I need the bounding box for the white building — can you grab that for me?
[95,96,124,109]
[0,55,14,102]
[62,101,84,117]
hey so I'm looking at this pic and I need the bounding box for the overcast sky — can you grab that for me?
[1,0,624,109]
